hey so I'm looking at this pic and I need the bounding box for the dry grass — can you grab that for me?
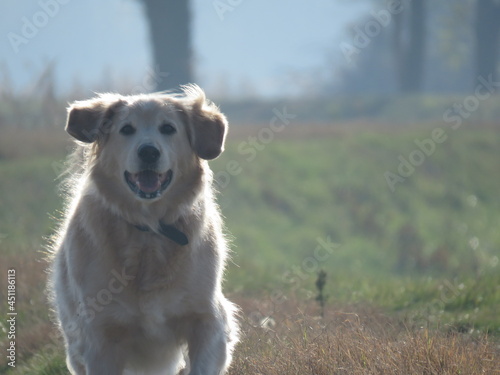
[0,128,70,160]
[229,297,500,375]
[0,253,58,369]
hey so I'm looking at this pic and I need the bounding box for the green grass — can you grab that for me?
[215,127,500,280]
[0,157,64,251]
[0,125,499,373]
[3,346,67,375]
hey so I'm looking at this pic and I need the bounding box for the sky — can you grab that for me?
[0,0,368,99]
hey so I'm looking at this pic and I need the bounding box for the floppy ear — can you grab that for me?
[66,96,122,143]
[185,88,228,160]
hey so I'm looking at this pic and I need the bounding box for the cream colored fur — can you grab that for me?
[48,85,239,375]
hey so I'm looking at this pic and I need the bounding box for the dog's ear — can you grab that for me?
[184,86,228,160]
[66,96,122,143]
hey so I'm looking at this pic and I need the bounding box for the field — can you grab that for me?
[0,122,499,374]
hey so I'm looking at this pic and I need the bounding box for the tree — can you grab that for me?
[392,0,427,93]
[474,0,500,83]
[336,0,428,94]
[426,0,475,93]
[142,0,193,91]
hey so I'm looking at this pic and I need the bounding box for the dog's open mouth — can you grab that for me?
[124,170,173,200]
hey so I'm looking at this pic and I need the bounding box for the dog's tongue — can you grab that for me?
[137,171,161,193]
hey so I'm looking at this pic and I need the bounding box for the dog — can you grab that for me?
[48,85,239,375]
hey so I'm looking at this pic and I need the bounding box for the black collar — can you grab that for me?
[134,222,189,246]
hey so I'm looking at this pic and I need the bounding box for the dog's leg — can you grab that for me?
[84,348,125,375]
[187,316,231,375]
[66,354,86,375]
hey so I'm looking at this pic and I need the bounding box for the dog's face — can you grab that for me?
[65,85,227,203]
[105,100,192,201]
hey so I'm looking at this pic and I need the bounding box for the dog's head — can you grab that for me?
[66,85,227,203]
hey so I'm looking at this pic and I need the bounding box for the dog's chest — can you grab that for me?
[117,232,189,292]
[135,289,188,340]
[111,240,193,340]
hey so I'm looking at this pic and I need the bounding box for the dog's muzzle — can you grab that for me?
[124,170,173,200]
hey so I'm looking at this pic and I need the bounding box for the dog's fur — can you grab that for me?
[48,85,239,375]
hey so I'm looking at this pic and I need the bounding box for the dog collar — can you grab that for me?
[133,222,189,246]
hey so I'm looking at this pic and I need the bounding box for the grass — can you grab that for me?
[0,124,499,374]
[229,298,499,375]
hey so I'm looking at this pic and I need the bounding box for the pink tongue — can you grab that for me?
[137,171,161,193]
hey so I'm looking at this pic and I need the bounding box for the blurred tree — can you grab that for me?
[393,0,427,93]
[141,0,193,91]
[336,0,428,94]
[474,0,500,83]
[427,0,474,93]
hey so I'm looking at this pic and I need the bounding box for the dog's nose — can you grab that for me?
[138,144,160,164]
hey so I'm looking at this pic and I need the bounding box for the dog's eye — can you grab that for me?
[120,124,136,136]
[159,123,176,135]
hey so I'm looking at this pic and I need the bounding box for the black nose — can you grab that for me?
[138,144,160,164]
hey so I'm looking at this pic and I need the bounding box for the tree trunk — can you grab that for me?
[392,9,405,92]
[396,0,426,93]
[142,0,192,91]
[403,0,426,92]
[475,0,500,85]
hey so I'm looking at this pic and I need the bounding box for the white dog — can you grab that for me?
[48,85,239,375]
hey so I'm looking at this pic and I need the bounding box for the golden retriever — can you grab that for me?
[48,85,239,375]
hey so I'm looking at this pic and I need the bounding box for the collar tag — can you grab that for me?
[133,222,189,246]
[159,222,189,246]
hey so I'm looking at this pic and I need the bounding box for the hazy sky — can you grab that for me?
[0,0,367,98]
